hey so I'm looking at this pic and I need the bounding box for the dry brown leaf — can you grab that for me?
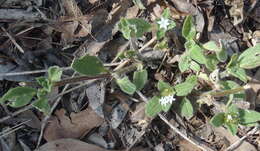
[36,138,117,151]
[44,108,104,141]
[213,127,257,151]
[179,139,202,151]
[36,138,147,151]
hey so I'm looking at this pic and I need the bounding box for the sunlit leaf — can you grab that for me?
[179,97,193,119]
[116,76,136,95]
[32,98,50,115]
[174,75,197,96]
[189,44,206,64]
[145,96,162,117]
[210,112,225,127]
[238,44,260,69]
[118,18,151,39]
[133,69,148,91]
[182,15,196,40]
[48,66,63,82]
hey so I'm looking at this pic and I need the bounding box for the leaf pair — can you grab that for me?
[116,69,148,95]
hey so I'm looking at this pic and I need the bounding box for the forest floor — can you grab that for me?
[1,0,260,151]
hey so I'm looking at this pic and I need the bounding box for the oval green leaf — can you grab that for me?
[133,69,148,91]
[116,76,136,95]
[72,55,107,76]
[1,87,37,108]
[179,97,193,119]
[210,112,225,127]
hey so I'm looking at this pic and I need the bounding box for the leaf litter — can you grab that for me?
[1,0,260,151]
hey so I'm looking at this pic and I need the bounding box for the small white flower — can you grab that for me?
[227,114,233,121]
[157,18,170,30]
[159,95,175,106]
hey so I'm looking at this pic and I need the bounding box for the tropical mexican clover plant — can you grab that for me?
[1,8,260,135]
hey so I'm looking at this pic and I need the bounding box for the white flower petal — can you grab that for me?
[157,18,170,30]
[159,94,175,106]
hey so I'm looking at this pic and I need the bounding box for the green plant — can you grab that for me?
[1,10,260,137]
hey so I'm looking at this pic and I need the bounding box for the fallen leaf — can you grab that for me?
[44,108,104,141]
[179,139,202,151]
[36,138,117,151]
[213,127,257,151]
[36,138,148,151]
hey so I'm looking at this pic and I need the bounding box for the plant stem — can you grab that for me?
[53,73,111,87]
[201,85,250,98]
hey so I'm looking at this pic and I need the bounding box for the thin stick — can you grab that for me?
[1,27,25,53]
[0,105,33,123]
[0,62,121,77]
[0,67,72,77]
[0,119,30,138]
[138,36,157,53]
[136,91,215,151]
[224,126,259,151]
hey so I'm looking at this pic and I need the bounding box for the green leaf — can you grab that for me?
[157,80,173,92]
[133,0,145,9]
[48,66,62,82]
[133,69,148,91]
[156,29,166,40]
[202,41,221,51]
[145,96,162,117]
[239,109,260,126]
[162,8,171,18]
[72,55,107,76]
[179,97,193,119]
[210,112,225,127]
[32,98,50,115]
[116,76,136,95]
[118,18,151,39]
[227,66,247,82]
[225,122,238,135]
[175,75,197,96]
[189,44,206,64]
[226,54,247,82]
[238,44,260,69]
[189,61,200,72]
[216,49,228,62]
[205,54,219,71]
[0,87,36,108]
[37,89,48,98]
[182,15,196,40]
[178,54,190,72]
[36,77,52,92]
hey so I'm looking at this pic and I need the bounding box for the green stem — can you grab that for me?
[201,86,248,98]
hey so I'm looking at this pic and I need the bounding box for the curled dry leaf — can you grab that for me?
[44,108,104,141]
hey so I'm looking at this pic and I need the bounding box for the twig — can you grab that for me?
[0,62,121,77]
[1,27,25,53]
[0,119,30,138]
[0,67,72,77]
[0,105,33,123]
[136,91,215,151]
[224,126,259,151]
[138,36,157,53]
